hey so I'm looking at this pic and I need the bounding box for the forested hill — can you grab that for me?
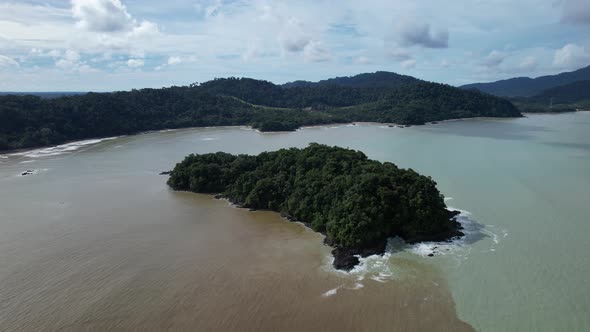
[460,65,590,97]
[531,80,590,104]
[1,72,521,151]
[281,71,421,89]
[508,80,590,113]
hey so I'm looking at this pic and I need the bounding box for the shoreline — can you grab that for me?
[1,115,526,156]
[209,193,465,271]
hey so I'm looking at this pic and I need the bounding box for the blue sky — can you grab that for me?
[0,0,589,91]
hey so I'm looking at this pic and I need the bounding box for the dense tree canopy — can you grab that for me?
[167,144,461,254]
[1,73,521,151]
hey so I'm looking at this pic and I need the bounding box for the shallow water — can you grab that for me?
[1,112,589,331]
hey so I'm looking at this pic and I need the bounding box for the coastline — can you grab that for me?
[208,193,465,271]
[1,115,526,156]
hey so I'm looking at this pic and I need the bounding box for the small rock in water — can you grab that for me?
[428,253,434,257]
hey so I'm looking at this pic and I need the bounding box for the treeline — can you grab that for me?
[167,144,463,269]
[329,82,521,124]
[0,87,248,150]
[1,73,522,151]
[0,87,341,150]
[200,77,391,108]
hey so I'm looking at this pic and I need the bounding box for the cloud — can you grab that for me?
[303,40,331,62]
[127,58,144,68]
[279,18,312,53]
[0,55,19,68]
[72,0,134,33]
[480,50,505,67]
[54,49,96,72]
[440,59,449,68]
[167,56,182,65]
[55,49,81,69]
[394,19,449,49]
[553,43,590,69]
[355,56,372,64]
[561,0,590,25]
[401,59,416,69]
[70,0,160,54]
[388,49,412,62]
[155,55,197,70]
[519,56,537,71]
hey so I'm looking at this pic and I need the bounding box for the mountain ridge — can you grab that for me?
[460,65,590,97]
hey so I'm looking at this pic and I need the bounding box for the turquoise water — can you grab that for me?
[1,112,588,331]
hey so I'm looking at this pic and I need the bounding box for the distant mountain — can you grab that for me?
[0,92,86,99]
[532,80,590,104]
[460,65,590,97]
[282,71,421,89]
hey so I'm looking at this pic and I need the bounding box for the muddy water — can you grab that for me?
[0,130,472,331]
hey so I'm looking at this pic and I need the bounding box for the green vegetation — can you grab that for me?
[510,80,590,113]
[167,144,462,270]
[1,72,521,151]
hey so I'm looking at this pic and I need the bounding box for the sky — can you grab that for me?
[0,0,589,91]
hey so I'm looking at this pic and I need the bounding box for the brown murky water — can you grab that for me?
[0,129,473,331]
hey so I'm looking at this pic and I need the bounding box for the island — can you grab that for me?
[167,143,464,270]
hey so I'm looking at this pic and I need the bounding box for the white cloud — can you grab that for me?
[519,56,537,71]
[72,0,134,32]
[279,18,312,54]
[55,49,81,70]
[355,56,372,64]
[0,55,19,68]
[401,59,416,69]
[70,0,160,55]
[129,21,160,39]
[127,58,144,68]
[553,43,590,69]
[167,56,182,65]
[303,40,331,62]
[480,50,505,67]
[440,59,449,68]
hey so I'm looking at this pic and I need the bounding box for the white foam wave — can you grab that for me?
[322,287,340,297]
[9,137,119,159]
[201,137,218,141]
[325,207,503,279]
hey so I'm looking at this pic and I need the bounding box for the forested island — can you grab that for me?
[0,71,521,151]
[167,144,464,270]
